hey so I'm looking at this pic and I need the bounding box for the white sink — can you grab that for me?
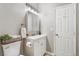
[27,34,47,40]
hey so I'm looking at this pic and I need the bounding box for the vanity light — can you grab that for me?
[29,9,39,16]
[25,7,30,12]
[25,3,40,16]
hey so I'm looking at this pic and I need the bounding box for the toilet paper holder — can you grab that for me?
[26,42,32,47]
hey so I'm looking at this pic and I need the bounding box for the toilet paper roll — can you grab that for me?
[26,42,32,47]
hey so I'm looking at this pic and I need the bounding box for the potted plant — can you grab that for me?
[0,34,12,44]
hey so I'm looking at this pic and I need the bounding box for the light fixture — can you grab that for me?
[25,3,40,16]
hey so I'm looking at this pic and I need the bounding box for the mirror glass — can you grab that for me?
[25,11,40,36]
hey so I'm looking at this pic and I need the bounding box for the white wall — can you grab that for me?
[0,3,26,35]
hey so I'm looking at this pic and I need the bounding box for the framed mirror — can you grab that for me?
[25,11,41,36]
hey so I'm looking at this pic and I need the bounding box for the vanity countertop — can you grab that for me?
[27,34,47,40]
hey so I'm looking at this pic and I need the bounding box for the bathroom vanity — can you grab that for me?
[26,34,46,56]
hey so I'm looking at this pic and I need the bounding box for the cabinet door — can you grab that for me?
[3,41,21,56]
[42,38,46,54]
[39,38,46,56]
[34,41,39,56]
[34,40,40,56]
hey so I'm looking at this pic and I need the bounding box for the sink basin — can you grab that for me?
[27,34,47,40]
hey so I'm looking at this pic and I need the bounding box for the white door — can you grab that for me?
[55,4,76,56]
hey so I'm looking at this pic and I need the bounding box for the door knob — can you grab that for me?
[56,34,59,38]
[56,34,59,36]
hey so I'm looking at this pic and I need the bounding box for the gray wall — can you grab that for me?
[0,3,26,35]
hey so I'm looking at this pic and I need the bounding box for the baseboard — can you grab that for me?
[20,55,24,56]
[45,51,55,56]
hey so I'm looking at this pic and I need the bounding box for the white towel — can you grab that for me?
[21,27,27,38]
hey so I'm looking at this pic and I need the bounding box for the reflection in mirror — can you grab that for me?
[25,11,41,36]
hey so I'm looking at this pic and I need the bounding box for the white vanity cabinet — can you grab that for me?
[26,35,46,56]
[2,41,21,56]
